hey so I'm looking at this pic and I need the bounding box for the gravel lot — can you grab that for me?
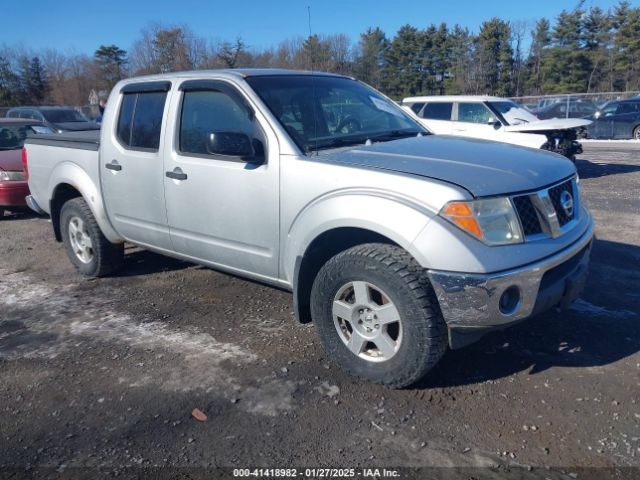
[1,143,639,478]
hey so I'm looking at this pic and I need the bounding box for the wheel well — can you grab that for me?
[50,184,82,241]
[293,227,399,324]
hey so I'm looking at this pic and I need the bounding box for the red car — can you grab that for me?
[0,118,53,217]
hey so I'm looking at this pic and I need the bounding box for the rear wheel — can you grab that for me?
[634,126,640,140]
[60,197,123,277]
[310,243,447,388]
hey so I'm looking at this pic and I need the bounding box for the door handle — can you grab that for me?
[105,160,122,171]
[166,168,187,181]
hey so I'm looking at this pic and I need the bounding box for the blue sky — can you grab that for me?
[1,0,633,55]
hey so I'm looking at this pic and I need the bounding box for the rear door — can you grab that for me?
[416,102,453,134]
[100,81,173,250]
[612,102,640,139]
[162,79,280,279]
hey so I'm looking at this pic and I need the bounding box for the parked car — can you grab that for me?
[24,69,593,388]
[401,96,590,160]
[533,99,597,120]
[6,106,100,133]
[585,98,640,140]
[0,118,53,217]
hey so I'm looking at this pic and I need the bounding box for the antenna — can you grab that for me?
[308,5,319,155]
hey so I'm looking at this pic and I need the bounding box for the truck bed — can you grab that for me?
[25,130,100,151]
[25,130,101,217]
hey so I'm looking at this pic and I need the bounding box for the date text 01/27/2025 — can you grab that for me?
[232,468,401,478]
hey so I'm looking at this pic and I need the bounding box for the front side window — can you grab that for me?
[457,103,493,124]
[117,91,167,150]
[179,89,257,156]
[422,102,453,120]
[246,75,424,152]
[601,102,618,116]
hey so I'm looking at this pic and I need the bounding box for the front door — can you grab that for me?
[163,80,280,280]
[100,82,173,250]
[452,102,503,142]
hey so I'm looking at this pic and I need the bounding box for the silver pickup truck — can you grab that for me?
[24,69,594,388]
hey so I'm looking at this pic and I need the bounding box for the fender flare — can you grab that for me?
[284,188,436,282]
[49,162,122,243]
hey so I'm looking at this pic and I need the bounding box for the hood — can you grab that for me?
[52,122,100,132]
[504,118,591,133]
[318,135,576,197]
[0,148,23,172]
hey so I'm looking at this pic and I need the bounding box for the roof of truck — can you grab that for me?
[402,95,507,103]
[120,68,351,83]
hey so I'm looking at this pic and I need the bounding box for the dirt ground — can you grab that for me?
[1,142,639,479]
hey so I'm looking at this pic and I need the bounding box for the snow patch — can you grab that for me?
[571,299,637,319]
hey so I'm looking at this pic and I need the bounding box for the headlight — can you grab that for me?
[0,170,26,181]
[440,197,523,246]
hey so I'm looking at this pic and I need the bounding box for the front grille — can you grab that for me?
[548,180,574,225]
[512,195,542,235]
[511,177,578,241]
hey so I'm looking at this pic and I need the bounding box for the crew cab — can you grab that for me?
[24,69,594,388]
[401,96,590,160]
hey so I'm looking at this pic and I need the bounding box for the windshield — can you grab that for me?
[487,101,539,125]
[0,124,53,150]
[42,109,89,123]
[246,75,426,152]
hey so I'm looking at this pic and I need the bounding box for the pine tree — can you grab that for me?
[444,25,473,94]
[0,55,19,106]
[94,45,128,91]
[612,1,640,91]
[354,27,388,89]
[583,7,612,92]
[381,25,424,98]
[475,18,513,96]
[540,9,591,93]
[524,19,551,94]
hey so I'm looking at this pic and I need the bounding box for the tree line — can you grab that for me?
[1,1,639,108]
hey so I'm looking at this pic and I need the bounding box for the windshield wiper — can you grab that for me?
[306,129,425,153]
[306,136,369,152]
[366,130,425,142]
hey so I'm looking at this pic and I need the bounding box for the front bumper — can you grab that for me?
[428,214,594,348]
[0,180,29,208]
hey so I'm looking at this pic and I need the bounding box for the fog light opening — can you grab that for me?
[499,286,521,315]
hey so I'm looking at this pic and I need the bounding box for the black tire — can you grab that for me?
[634,125,640,141]
[310,243,447,388]
[0,208,4,218]
[60,197,124,277]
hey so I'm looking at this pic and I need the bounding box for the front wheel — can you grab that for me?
[60,197,124,277]
[310,243,447,388]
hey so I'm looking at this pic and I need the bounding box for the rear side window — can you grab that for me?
[422,102,453,120]
[617,102,640,114]
[408,102,425,114]
[117,91,167,151]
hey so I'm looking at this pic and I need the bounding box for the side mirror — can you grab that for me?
[487,117,501,127]
[593,111,601,119]
[206,131,260,161]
